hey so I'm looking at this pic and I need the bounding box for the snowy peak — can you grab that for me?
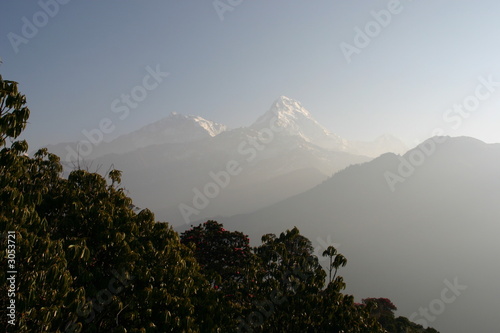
[147,112,227,138]
[84,113,229,157]
[252,96,315,128]
[271,95,313,118]
[249,96,408,156]
[46,96,405,162]
[252,96,325,136]
[251,96,348,151]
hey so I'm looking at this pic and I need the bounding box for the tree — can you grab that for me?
[362,298,440,333]
[35,166,222,332]
[322,245,347,284]
[180,221,257,327]
[181,221,255,287]
[0,74,30,147]
[251,227,326,332]
[0,76,82,332]
[0,74,221,332]
[313,247,382,332]
[314,284,383,333]
[362,298,397,332]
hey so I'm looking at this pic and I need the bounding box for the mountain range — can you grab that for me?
[44,96,407,224]
[42,96,500,331]
[217,136,500,333]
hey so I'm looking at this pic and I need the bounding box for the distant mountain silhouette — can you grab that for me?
[218,136,500,333]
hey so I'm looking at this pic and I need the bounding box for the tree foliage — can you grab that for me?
[0,74,30,147]
[0,74,438,332]
[0,75,220,332]
[180,220,257,328]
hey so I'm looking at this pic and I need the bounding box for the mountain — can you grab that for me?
[88,96,388,225]
[250,96,407,157]
[44,96,408,225]
[218,136,500,333]
[44,96,406,162]
[43,113,227,161]
[92,122,370,226]
[108,112,227,150]
[250,96,349,152]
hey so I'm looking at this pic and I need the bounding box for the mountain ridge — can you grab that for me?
[42,96,407,161]
[217,135,500,333]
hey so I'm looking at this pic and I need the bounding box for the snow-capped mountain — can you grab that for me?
[103,112,227,154]
[251,96,349,152]
[44,113,227,161]
[44,95,406,162]
[135,112,227,141]
[250,96,406,157]
[43,95,409,225]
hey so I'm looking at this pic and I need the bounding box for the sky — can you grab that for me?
[1,0,500,149]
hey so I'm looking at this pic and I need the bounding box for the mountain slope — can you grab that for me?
[219,136,500,333]
[250,96,349,151]
[44,95,406,162]
[44,113,227,161]
[95,126,370,226]
[45,96,407,226]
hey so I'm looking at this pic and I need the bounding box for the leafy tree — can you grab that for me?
[0,74,30,147]
[363,298,397,332]
[180,221,255,288]
[180,221,258,327]
[361,298,439,333]
[314,283,383,333]
[313,249,382,332]
[249,227,384,332]
[0,74,221,332]
[322,245,347,284]
[42,169,218,332]
[0,76,83,332]
[251,227,326,332]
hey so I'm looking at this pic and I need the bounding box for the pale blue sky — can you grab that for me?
[1,0,500,148]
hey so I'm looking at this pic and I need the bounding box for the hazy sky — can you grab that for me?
[1,0,500,148]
